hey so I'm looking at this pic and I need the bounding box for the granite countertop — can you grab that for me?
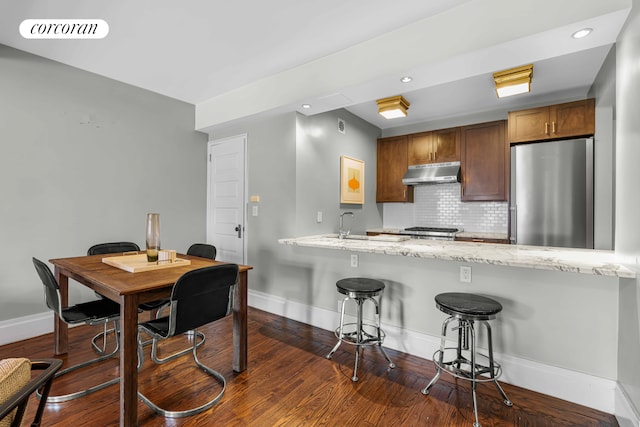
[278,234,636,278]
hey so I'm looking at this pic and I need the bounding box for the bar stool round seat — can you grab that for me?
[436,292,503,320]
[326,277,395,381]
[422,292,512,427]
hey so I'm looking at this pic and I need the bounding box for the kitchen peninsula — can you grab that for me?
[279,234,635,278]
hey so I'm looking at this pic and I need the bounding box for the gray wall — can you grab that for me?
[615,0,640,412]
[0,45,208,321]
[211,108,620,380]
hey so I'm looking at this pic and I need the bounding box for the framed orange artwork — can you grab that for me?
[340,155,364,204]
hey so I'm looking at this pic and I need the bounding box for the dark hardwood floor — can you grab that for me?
[1,307,618,426]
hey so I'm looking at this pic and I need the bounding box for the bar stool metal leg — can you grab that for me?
[484,321,512,406]
[373,295,396,369]
[422,316,453,394]
[326,296,349,359]
[469,321,481,427]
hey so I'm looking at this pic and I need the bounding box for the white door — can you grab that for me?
[207,135,246,264]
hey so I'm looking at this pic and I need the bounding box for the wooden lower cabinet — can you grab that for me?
[376,136,413,203]
[460,120,508,201]
[455,236,510,244]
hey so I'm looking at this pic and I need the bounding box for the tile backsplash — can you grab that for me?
[382,183,508,232]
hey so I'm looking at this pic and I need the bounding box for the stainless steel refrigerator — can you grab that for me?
[509,138,593,248]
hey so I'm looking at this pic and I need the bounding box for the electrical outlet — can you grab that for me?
[460,266,472,283]
[316,211,323,223]
[252,206,258,216]
[350,254,358,268]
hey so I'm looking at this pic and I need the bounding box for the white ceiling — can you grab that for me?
[0,1,632,132]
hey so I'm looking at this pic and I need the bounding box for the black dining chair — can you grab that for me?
[137,263,238,418]
[186,243,217,260]
[138,243,219,362]
[87,242,140,256]
[87,241,140,354]
[32,258,121,402]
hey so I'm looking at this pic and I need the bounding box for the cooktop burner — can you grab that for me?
[404,227,459,233]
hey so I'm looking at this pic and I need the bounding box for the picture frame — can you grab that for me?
[340,155,364,204]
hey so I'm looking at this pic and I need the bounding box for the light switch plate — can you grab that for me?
[252,206,258,217]
[317,211,323,223]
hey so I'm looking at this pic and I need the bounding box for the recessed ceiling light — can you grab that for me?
[572,28,592,39]
[400,76,413,83]
[301,104,311,109]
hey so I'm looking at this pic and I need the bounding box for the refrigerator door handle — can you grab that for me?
[510,206,517,244]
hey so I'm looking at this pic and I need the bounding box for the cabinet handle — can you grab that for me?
[433,152,436,161]
[552,121,556,134]
[403,189,406,200]
[545,122,549,135]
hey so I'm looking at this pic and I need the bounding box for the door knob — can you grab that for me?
[235,224,242,238]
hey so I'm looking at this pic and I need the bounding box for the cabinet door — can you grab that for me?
[407,132,433,165]
[461,121,508,201]
[433,127,460,162]
[550,98,595,138]
[376,136,414,203]
[508,107,550,143]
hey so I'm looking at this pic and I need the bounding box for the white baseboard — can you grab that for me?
[0,311,53,346]
[616,384,640,427]
[248,289,637,419]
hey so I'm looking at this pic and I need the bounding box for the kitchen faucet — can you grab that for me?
[339,211,354,239]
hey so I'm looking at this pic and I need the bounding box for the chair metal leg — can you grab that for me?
[38,321,121,403]
[137,328,226,418]
[91,320,120,355]
[150,330,206,364]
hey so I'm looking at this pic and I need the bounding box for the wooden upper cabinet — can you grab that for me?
[461,120,508,201]
[376,136,414,203]
[551,99,595,139]
[407,132,432,165]
[508,98,595,143]
[408,127,460,165]
[433,128,461,163]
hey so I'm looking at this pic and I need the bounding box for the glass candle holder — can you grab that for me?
[146,213,160,262]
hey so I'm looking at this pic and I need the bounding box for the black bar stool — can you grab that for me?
[326,277,395,381]
[422,292,512,427]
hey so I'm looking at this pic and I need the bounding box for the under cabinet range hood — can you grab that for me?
[402,161,461,185]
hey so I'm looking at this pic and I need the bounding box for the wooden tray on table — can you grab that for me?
[102,253,191,273]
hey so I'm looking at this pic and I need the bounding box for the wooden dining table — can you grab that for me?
[49,253,252,427]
